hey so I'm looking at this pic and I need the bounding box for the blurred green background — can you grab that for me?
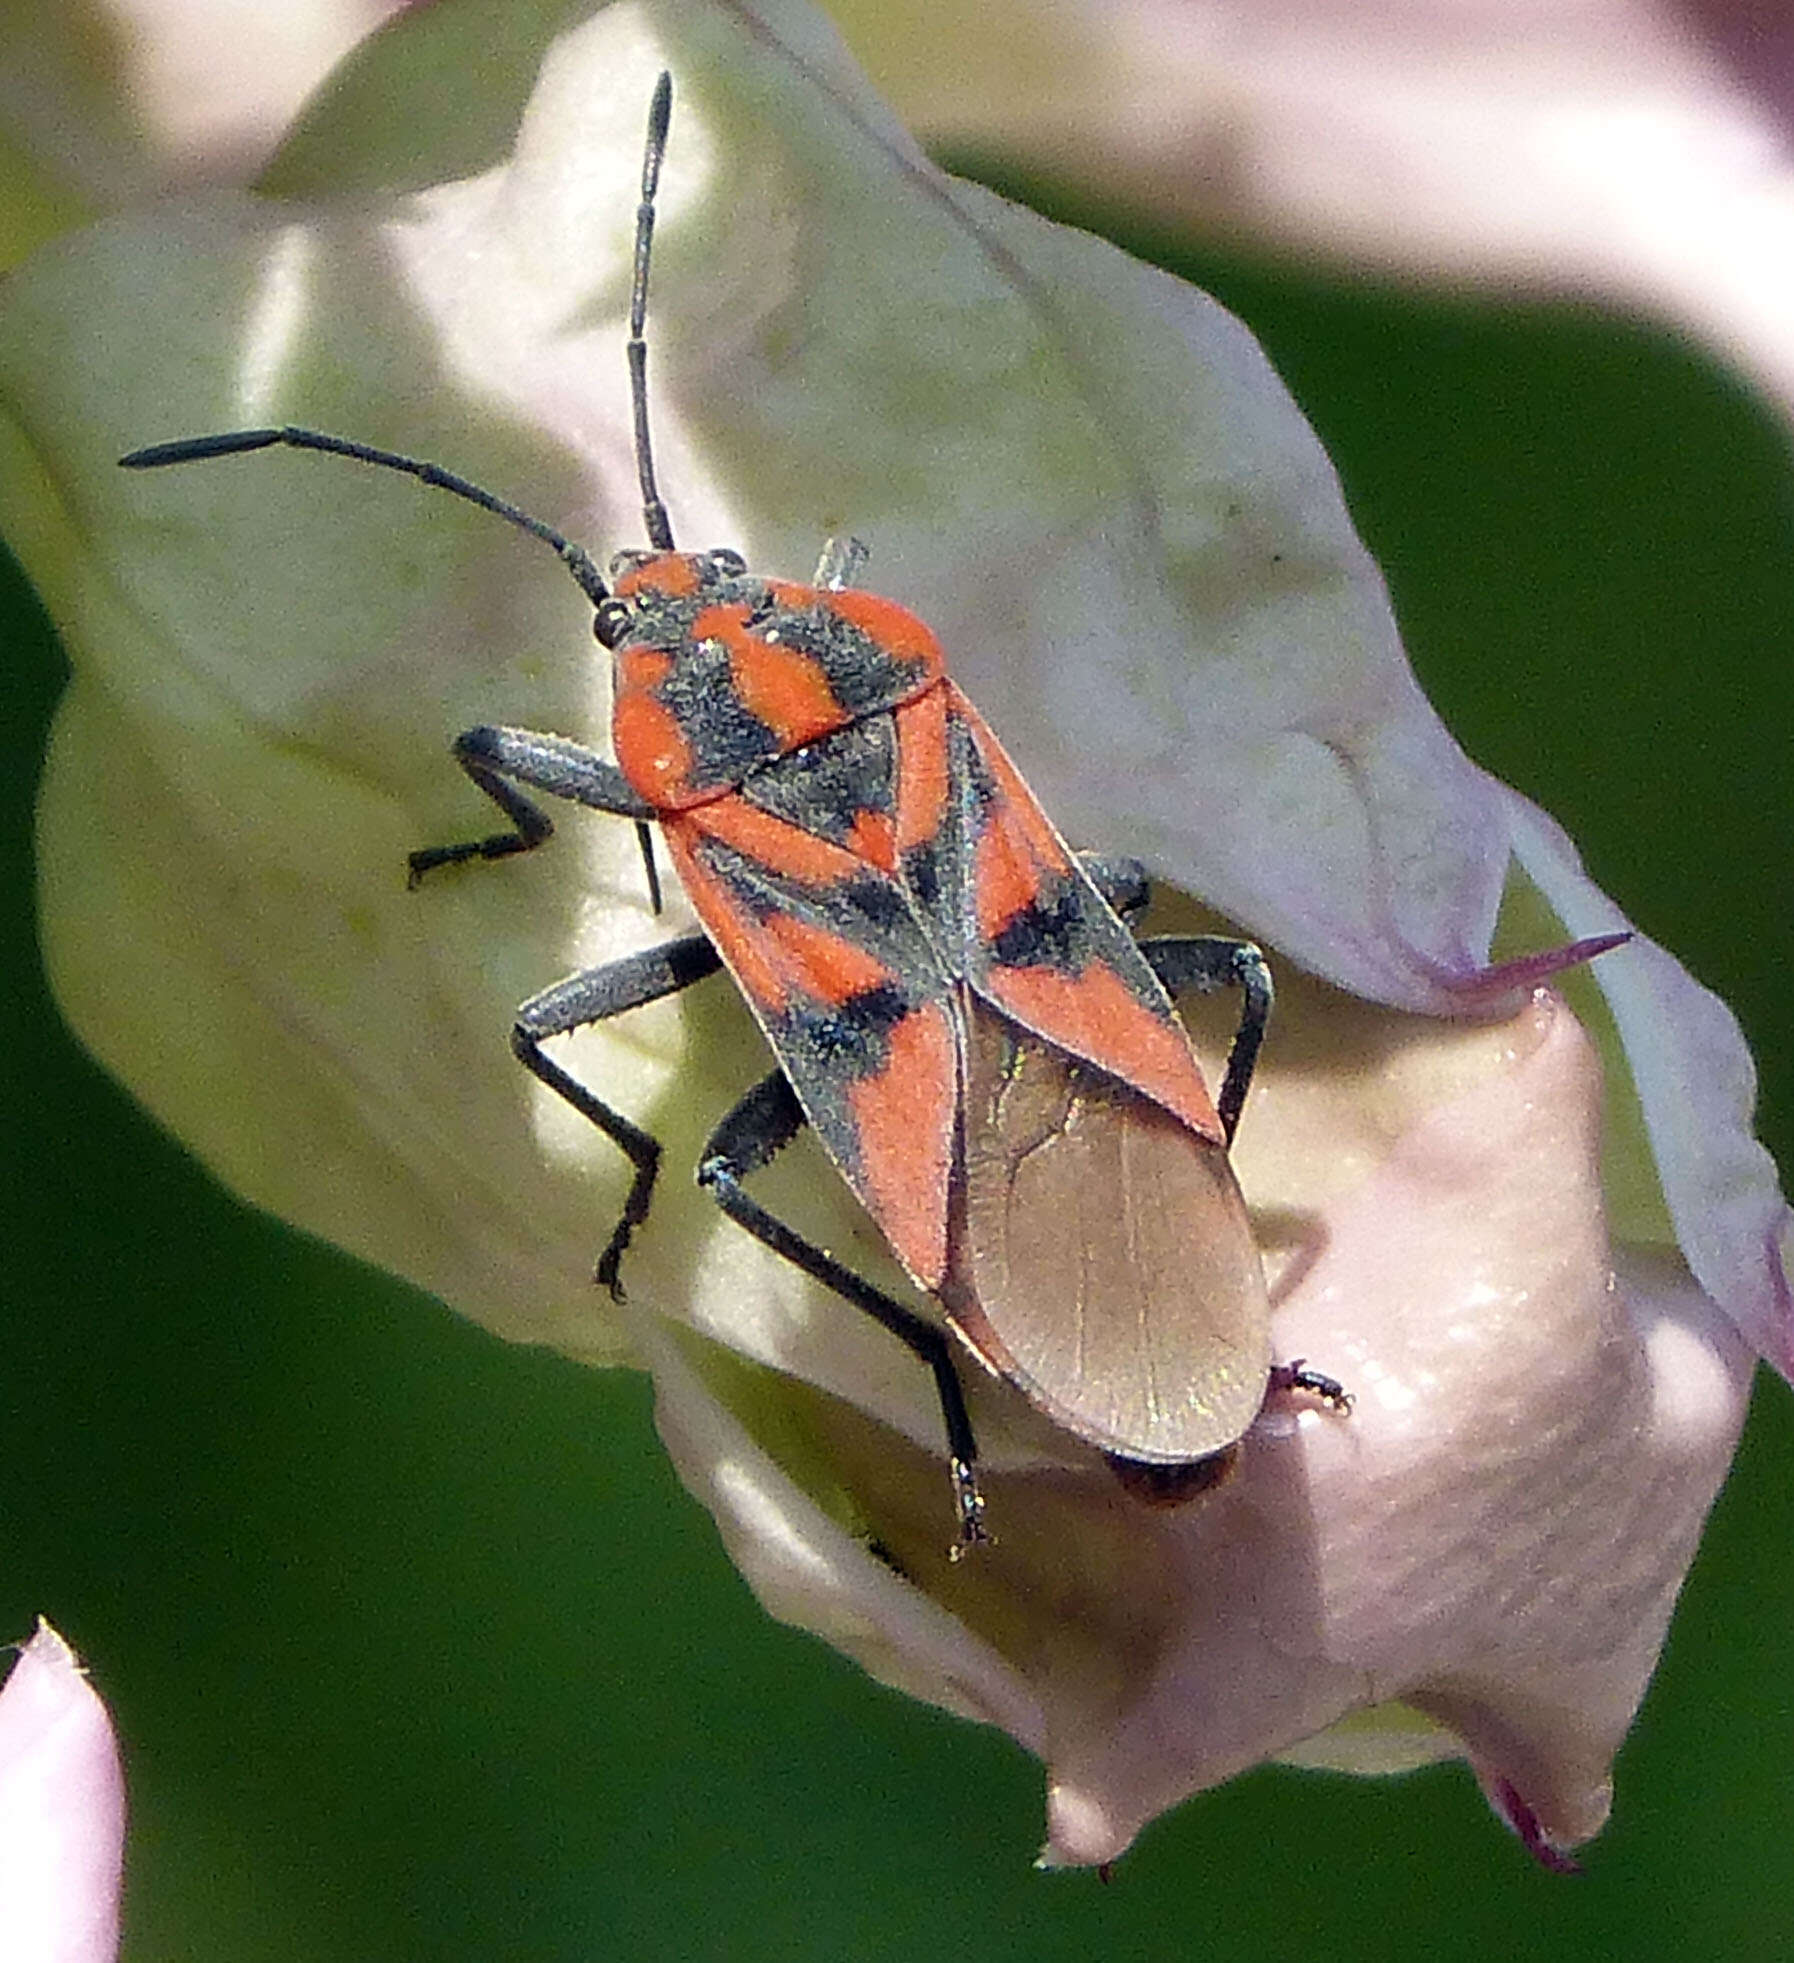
[3,171,1792,1958]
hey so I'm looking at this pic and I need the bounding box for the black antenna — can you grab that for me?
[629,70,675,552]
[118,74,684,596]
[118,77,686,914]
[620,69,675,908]
[119,426,615,611]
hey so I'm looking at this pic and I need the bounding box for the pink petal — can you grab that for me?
[0,1622,125,1963]
[1033,988,1754,1865]
[849,0,1794,425]
[1501,784,1794,1374]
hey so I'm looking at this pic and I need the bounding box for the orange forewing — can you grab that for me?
[660,803,959,1286]
[952,693,1225,1145]
[844,1000,958,1285]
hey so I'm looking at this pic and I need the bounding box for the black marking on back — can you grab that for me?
[766,979,930,1186]
[987,875,1088,973]
[658,635,779,788]
[773,982,916,1093]
[902,837,944,914]
[742,715,897,846]
[693,832,917,940]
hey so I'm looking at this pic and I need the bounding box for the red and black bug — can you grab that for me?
[121,73,1347,1551]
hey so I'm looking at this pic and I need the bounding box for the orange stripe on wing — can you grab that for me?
[668,802,903,1013]
[846,807,898,875]
[760,911,897,1008]
[660,816,790,1016]
[972,799,1051,941]
[984,961,1225,1144]
[893,685,950,854]
[943,688,1074,938]
[689,796,876,889]
[845,999,957,1286]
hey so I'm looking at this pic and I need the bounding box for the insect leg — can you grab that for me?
[408,724,663,911]
[698,1071,991,1557]
[1134,935,1273,1145]
[512,933,722,1296]
[1076,852,1152,921]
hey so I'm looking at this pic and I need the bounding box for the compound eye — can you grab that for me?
[705,547,747,578]
[593,597,632,647]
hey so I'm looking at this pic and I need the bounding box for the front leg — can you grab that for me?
[511,933,722,1295]
[408,724,663,910]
